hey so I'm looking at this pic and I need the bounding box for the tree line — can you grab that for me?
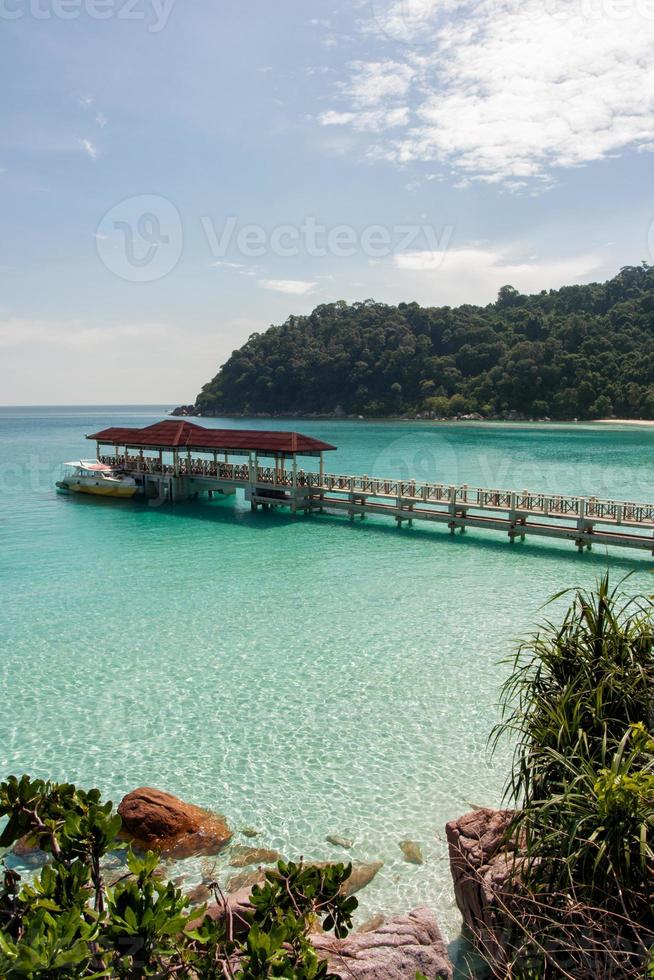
[195,263,654,420]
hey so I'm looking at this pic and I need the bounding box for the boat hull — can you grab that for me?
[56,480,137,499]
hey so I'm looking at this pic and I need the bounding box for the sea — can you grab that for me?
[2,405,653,971]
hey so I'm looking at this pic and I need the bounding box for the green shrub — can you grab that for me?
[492,575,654,977]
[0,775,357,978]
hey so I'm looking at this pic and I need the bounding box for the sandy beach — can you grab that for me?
[595,418,654,426]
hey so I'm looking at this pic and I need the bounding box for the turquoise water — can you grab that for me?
[2,407,654,956]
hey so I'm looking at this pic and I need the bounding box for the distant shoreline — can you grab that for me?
[593,418,654,427]
[171,408,654,428]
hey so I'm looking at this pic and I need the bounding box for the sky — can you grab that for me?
[2,0,654,404]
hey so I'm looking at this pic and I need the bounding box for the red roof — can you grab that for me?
[87,420,336,456]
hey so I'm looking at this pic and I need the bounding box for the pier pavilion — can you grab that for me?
[86,419,654,556]
[87,419,337,507]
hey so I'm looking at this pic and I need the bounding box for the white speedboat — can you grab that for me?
[56,460,138,499]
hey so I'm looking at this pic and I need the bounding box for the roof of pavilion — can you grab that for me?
[86,420,336,456]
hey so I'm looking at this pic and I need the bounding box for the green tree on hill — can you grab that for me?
[195,264,654,420]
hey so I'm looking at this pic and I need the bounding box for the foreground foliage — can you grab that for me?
[492,575,654,978]
[195,264,654,420]
[0,776,357,977]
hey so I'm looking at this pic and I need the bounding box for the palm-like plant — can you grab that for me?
[491,574,654,976]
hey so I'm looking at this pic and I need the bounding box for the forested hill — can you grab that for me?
[193,264,654,420]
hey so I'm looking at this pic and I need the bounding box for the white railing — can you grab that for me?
[100,455,654,528]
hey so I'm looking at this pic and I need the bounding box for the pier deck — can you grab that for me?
[86,420,654,557]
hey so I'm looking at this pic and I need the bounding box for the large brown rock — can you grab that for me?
[446,807,520,968]
[117,787,232,859]
[311,906,453,979]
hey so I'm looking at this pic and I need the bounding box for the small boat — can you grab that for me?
[56,460,138,498]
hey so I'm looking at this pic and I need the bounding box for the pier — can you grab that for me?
[87,420,654,556]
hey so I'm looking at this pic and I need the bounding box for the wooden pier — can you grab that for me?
[86,420,654,557]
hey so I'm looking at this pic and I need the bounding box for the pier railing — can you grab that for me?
[100,454,654,529]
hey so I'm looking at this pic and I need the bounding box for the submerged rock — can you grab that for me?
[307,860,383,897]
[227,869,267,893]
[357,914,385,934]
[399,840,424,865]
[312,906,453,979]
[11,836,47,867]
[343,861,383,896]
[117,787,232,859]
[186,882,212,906]
[240,827,260,838]
[187,886,253,937]
[229,845,282,868]
[326,834,353,849]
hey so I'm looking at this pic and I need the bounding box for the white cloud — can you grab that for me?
[320,110,357,126]
[80,139,98,161]
[327,0,654,185]
[210,260,257,276]
[0,318,234,404]
[393,245,605,295]
[258,279,317,295]
[95,112,108,129]
[0,318,174,352]
[344,60,415,106]
[319,106,409,132]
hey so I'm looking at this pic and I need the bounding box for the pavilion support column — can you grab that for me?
[291,456,298,515]
[159,450,163,474]
[139,448,144,473]
[319,452,324,485]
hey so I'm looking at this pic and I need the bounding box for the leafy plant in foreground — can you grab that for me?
[0,775,358,977]
[490,574,654,977]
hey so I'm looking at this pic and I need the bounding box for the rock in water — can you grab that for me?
[186,882,212,906]
[326,835,353,849]
[399,840,424,865]
[335,861,383,896]
[227,869,267,893]
[357,914,385,934]
[229,845,282,868]
[446,807,517,966]
[117,787,232,859]
[187,886,253,938]
[240,827,260,838]
[311,906,453,979]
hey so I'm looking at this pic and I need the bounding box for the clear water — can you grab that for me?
[2,407,654,963]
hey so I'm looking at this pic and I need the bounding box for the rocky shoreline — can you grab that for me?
[116,786,457,978]
[11,784,519,978]
[171,403,542,423]
[171,403,639,425]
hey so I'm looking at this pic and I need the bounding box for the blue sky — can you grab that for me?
[2,0,654,404]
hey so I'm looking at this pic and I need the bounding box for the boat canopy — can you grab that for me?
[65,460,116,472]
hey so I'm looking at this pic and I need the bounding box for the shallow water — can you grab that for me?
[2,407,653,965]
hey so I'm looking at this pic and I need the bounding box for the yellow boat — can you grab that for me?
[56,460,138,498]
